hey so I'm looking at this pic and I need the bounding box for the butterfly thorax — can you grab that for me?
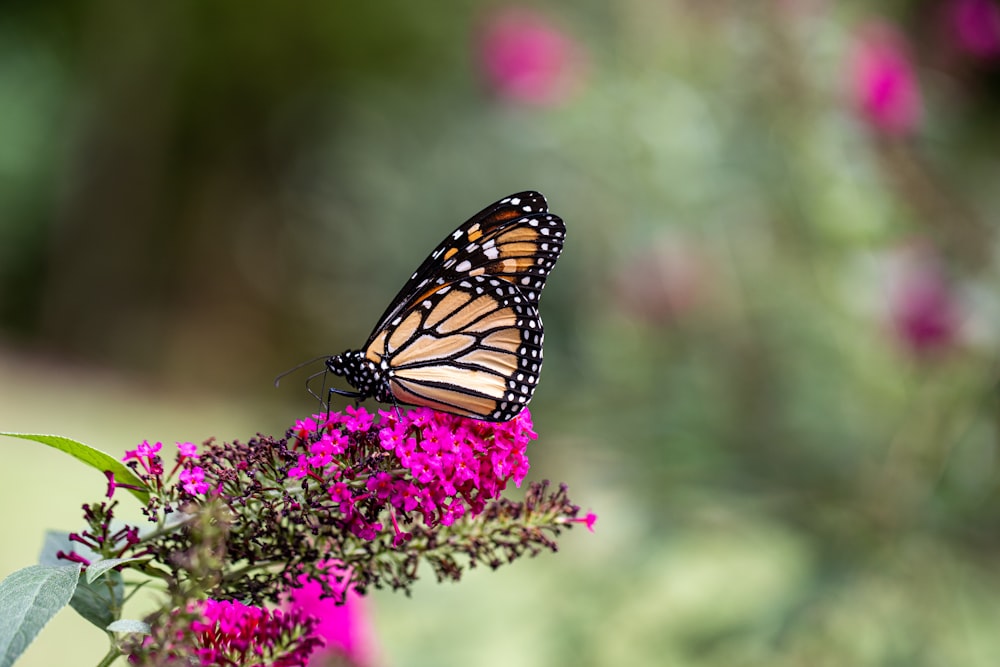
[326,350,389,401]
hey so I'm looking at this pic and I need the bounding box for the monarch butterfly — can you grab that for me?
[323,191,565,422]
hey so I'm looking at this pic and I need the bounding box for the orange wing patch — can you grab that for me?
[387,310,423,354]
[456,348,519,375]
[394,365,507,398]
[436,295,502,334]
[390,377,496,417]
[391,333,477,366]
[496,227,540,244]
[425,289,473,328]
[480,328,521,352]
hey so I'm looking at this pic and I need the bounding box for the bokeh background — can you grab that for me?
[4,1,1000,665]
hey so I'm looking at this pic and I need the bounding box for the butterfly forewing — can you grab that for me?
[366,191,565,343]
[363,275,544,421]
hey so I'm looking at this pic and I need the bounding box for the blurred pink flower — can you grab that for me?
[849,22,922,136]
[286,574,378,667]
[615,235,715,326]
[887,244,961,357]
[945,0,1000,58]
[479,8,585,106]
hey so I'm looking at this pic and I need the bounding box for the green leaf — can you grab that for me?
[107,619,151,635]
[86,557,149,584]
[36,534,128,627]
[0,564,81,667]
[0,433,149,503]
[69,570,123,630]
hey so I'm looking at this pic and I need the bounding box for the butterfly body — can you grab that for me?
[325,192,564,422]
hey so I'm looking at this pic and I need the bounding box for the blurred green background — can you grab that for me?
[4,1,1000,665]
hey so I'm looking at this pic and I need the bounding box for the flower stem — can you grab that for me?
[95,644,122,667]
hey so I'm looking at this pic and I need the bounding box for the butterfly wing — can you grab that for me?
[366,191,565,348]
[363,275,544,421]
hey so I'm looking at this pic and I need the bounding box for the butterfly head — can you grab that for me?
[326,349,380,399]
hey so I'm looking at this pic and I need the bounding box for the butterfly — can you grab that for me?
[323,191,565,422]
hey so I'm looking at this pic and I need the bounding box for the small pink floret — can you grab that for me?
[176,442,198,458]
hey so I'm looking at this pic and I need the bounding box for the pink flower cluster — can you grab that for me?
[130,599,322,667]
[289,406,538,544]
[122,440,209,496]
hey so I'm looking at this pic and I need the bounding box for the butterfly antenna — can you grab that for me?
[274,355,329,388]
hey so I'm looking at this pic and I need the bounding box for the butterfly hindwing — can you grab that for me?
[367,191,565,345]
[362,275,543,421]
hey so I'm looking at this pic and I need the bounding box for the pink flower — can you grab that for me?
[293,417,321,441]
[285,576,378,667]
[849,22,922,136]
[128,599,322,666]
[479,8,585,106]
[439,499,467,527]
[179,466,210,495]
[288,455,311,479]
[138,441,162,457]
[123,440,161,464]
[616,235,716,326]
[574,512,598,532]
[176,441,198,458]
[122,440,164,477]
[344,405,374,433]
[378,423,406,451]
[308,432,347,468]
[887,243,961,357]
[366,472,395,500]
[946,0,1000,58]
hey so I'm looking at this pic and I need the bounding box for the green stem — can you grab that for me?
[95,644,122,667]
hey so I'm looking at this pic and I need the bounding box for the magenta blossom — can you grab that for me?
[849,21,922,136]
[179,466,210,495]
[887,243,961,357]
[290,406,538,546]
[128,599,322,667]
[479,7,585,106]
[285,572,378,667]
[177,441,199,458]
[123,441,164,477]
[946,0,1000,58]
[571,512,598,532]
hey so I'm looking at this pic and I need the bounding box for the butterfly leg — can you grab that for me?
[325,386,365,424]
[327,387,365,404]
[378,378,405,422]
